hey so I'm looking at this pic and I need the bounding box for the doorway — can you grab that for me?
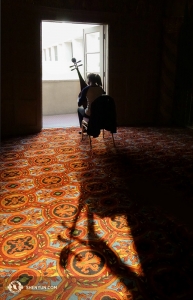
[41,21,108,128]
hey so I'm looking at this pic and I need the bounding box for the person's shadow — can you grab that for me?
[58,206,146,299]
[58,145,193,300]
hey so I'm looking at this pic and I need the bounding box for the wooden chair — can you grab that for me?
[81,95,117,148]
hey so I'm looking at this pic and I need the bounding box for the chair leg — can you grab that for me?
[81,123,84,141]
[81,120,92,148]
[89,135,92,148]
[112,133,115,146]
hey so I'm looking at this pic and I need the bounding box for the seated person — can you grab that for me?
[77,73,105,132]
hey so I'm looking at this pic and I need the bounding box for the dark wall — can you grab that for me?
[158,0,193,125]
[173,4,193,125]
[1,2,42,138]
[1,0,191,138]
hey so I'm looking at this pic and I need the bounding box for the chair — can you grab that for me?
[81,95,117,148]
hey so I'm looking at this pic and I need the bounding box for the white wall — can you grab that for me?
[42,80,80,115]
[42,40,85,80]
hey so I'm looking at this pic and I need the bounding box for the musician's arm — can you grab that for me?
[78,86,89,107]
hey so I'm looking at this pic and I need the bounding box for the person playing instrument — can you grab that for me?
[77,73,105,131]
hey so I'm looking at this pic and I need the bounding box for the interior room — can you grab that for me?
[1,0,193,299]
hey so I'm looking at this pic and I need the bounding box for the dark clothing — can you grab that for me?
[78,85,106,116]
[77,107,89,128]
[87,95,117,138]
[77,86,90,107]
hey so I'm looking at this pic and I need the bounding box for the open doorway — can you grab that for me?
[41,21,108,129]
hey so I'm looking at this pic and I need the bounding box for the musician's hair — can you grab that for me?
[87,73,102,87]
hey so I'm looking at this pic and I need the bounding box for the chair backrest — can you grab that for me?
[87,95,117,137]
